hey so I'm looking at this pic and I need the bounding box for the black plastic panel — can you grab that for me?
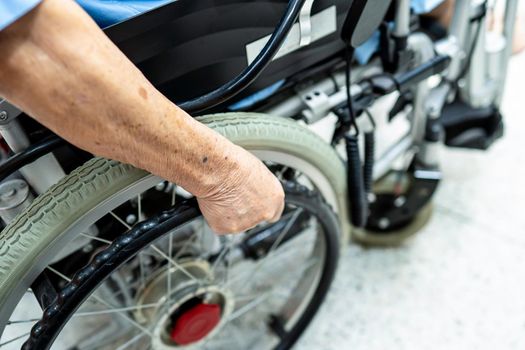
[104,0,352,108]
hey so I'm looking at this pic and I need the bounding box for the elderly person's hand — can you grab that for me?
[197,145,284,234]
[0,0,284,234]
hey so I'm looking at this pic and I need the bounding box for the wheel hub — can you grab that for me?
[170,303,221,345]
[134,259,234,349]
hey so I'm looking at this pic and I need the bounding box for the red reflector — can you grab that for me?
[170,303,221,345]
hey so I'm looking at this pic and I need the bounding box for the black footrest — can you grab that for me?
[441,100,504,150]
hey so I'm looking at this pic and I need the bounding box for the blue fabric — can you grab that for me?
[354,0,445,64]
[1,0,445,32]
[1,0,445,65]
[76,0,174,28]
[0,0,42,31]
[229,80,286,111]
[0,0,174,31]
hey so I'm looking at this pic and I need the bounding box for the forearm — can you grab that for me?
[0,0,239,197]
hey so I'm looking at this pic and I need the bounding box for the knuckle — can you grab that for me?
[262,212,274,222]
[228,223,241,233]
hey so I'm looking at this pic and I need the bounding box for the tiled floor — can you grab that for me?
[295,52,525,350]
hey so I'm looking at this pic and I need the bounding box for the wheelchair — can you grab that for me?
[0,0,517,348]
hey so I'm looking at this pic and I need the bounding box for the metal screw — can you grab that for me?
[0,111,8,121]
[378,218,390,230]
[126,214,137,225]
[155,182,166,191]
[394,196,406,208]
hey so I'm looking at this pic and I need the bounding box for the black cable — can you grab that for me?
[363,109,376,196]
[343,43,368,227]
[344,44,359,135]
[179,0,307,114]
[345,134,368,227]
[364,108,376,128]
[363,131,375,196]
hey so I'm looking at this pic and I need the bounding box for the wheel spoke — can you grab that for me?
[150,245,200,284]
[260,237,316,264]
[137,194,144,222]
[79,232,111,245]
[7,299,160,325]
[6,319,40,325]
[110,207,200,285]
[172,230,197,261]
[171,184,177,206]
[73,302,161,317]
[47,266,72,282]
[227,292,271,321]
[210,235,238,281]
[276,166,290,181]
[138,253,146,291]
[46,267,153,337]
[233,208,304,291]
[115,331,147,350]
[109,211,132,230]
[0,332,31,347]
[167,231,173,307]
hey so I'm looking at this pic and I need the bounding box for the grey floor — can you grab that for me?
[295,52,525,350]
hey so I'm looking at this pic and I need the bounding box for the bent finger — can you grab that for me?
[268,199,285,224]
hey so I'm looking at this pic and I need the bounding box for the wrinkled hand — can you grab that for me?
[197,146,285,234]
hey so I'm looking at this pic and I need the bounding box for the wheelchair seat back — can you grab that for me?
[104,0,357,108]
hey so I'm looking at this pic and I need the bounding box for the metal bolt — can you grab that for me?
[378,218,390,230]
[394,196,406,208]
[126,214,137,225]
[0,111,8,121]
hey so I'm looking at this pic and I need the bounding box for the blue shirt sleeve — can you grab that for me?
[411,0,445,14]
[76,0,175,28]
[0,0,42,31]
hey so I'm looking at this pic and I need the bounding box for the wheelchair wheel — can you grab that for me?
[0,113,345,349]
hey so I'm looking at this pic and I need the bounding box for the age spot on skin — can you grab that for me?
[202,156,208,164]
[138,87,148,100]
